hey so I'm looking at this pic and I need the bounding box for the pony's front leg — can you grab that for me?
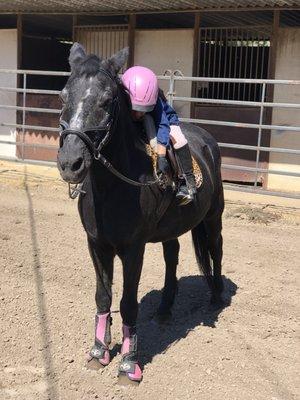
[117,244,145,385]
[86,238,115,370]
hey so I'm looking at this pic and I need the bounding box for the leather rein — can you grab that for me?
[59,68,161,199]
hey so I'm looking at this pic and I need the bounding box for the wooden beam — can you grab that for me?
[266,10,280,110]
[17,13,23,91]
[128,14,136,67]
[264,10,280,188]
[192,12,201,78]
[0,7,298,16]
[267,10,280,91]
[17,14,22,70]
[191,12,201,118]
[72,14,78,42]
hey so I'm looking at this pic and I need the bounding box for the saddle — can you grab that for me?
[145,143,203,190]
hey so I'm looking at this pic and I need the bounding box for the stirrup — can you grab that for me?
[176,176,196,205]
[177,193,193,206]
[176,186,193,205]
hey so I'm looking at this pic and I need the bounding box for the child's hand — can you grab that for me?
[156,156,170,176]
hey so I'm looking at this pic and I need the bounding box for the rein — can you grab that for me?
[59,68,162,198]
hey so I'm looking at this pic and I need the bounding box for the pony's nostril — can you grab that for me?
[71,157,83,172]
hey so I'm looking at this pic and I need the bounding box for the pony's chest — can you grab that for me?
[101,202,142,243]
[78,185,146,244]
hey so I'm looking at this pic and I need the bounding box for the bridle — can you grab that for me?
[59,68,162,199]
[59,68,119,160]
[59,97,119,161]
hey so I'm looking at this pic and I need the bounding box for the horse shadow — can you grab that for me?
[136,275,237,368]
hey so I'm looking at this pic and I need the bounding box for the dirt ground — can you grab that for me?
[0,161,299,400]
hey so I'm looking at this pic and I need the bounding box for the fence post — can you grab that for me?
[167,72,175,107]
[21,72,27,161]
[254,82,266,187]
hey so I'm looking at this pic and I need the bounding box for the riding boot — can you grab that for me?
[174,144,197,206]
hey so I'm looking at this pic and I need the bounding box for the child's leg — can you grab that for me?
[170,125,197,205]
[169,125,188,149]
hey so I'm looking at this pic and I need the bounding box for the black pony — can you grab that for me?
[57,43,224,385]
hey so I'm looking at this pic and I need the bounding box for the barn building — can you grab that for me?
[0,1,299,194]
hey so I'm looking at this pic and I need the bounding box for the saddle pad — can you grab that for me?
[146,144,203,189]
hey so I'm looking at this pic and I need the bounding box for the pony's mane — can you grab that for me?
[118,80,132,110]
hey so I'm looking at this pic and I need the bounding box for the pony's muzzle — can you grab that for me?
[57,135,90,184]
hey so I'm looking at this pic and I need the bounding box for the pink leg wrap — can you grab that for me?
[119,324,142,382]
[170,125,188,149]
[88,312,111,366]
[95,312,110,344]
[121,324,131,355]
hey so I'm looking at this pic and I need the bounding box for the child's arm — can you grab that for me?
[151,98,171,156]
[162,101,180,126]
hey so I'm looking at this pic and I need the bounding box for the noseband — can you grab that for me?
[59,68,162,198]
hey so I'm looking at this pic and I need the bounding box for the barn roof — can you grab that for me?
[0,0,299,14]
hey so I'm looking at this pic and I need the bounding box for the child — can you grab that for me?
[122,66,197,205]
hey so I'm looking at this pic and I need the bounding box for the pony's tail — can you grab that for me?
[191,222,213,290]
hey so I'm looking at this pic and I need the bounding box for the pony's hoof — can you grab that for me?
[118,373,141,386]
[87,346,110,370]
[86,357,105,371]
[118,360,142,386]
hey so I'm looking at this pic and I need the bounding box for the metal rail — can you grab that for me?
[0,104,61,114]
[169,72,299,197]
[0,69,299,198]
[173,96,300,108]
[180,117,300,132]
[173,76,300,84]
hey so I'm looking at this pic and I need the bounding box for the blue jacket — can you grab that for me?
[150,96,179,147]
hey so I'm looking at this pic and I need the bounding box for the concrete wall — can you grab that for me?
[135,29,193,118]
[268,28,300,192]
[0,29,17,158]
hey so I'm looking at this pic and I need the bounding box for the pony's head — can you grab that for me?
[57,43,128,184]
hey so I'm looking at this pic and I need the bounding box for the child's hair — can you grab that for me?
[158,88,168,103]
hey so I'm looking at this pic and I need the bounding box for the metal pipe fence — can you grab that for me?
[0,69,299,198]
[168,72,300,189]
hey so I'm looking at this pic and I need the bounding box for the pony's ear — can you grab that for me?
[69,42,86,72]
[104,47,129,76]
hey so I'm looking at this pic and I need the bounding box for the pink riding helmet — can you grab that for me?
[122,66,159,112]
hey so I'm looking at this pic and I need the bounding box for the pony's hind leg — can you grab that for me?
[86,238,115,370]
[155,239,179,323]
[204,209,224,306]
